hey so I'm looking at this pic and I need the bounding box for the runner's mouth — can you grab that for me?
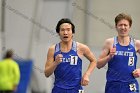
[63,36,68,38]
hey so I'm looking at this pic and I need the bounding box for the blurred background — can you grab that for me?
[0,0,140,93]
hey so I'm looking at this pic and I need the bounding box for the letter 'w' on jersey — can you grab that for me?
[79,90,84,93]
[70,56,78,65]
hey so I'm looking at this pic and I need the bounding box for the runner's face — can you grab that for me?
[116,19,131,37]
[59,23,73,42]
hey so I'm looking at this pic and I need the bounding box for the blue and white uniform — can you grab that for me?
[105,37,139,93]
[52,41,83,93]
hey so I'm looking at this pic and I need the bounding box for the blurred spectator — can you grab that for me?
[0,49,20,93]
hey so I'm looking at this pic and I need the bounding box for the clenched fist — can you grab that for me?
[55,54,63,65]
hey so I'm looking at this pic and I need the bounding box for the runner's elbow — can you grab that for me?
[44,70,51,78]
[97,61,103,69]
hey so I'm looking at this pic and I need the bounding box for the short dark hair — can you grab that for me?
[56,18,75,33]
[4,49,14,59]
[115,13,132,27]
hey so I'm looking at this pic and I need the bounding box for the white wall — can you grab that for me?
[86,0,140,48]
[72,0,87,43]
[4,0,37,58]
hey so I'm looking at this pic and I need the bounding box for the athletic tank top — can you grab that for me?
[54,41,82,89]
[107,36,137,82]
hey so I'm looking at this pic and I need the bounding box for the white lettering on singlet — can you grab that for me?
[62,56,78,65]
[62,58,71,62]
[115,51,133,56]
